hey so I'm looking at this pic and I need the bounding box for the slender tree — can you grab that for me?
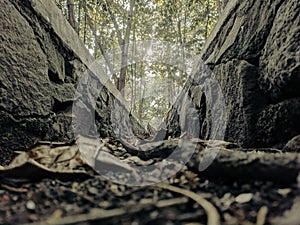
[67,0,77,30]
[56,0,222,125]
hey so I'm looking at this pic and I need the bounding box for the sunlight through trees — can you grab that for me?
[55,0,222,128]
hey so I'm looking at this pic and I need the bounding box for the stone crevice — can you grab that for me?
[166,0,300,148]
[0,0,146,164]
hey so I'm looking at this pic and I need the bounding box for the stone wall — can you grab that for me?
[166,0,300,148]
[0,0,145,165]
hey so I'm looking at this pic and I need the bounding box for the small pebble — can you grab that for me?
[88,187,99,195]
[1,195,9,204]
[235,193,253,203]
[72,182,79,190]
[277,188,291,196]
[26,200,36,210]
[98,201,111,208]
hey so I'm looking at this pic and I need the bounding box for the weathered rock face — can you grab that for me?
[0,0,144,165]
[166,0,300,148]
[284,135,300,152]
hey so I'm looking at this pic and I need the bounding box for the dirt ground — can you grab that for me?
[0,138,299,225]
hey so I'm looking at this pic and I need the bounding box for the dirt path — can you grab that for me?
[0,138,299,225]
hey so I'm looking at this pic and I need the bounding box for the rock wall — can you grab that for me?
[166,0,300,148]
[0,0,145,165]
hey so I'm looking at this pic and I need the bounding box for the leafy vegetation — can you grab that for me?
[55,0,222,128]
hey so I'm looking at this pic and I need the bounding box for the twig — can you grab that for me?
[0,184,28,193]
[156,182,220,225]
[22,207,142,225]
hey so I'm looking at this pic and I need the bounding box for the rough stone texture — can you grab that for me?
[166,0,300,148]
[256,98,300,148]
[284,135,300,152]
[259,0,300,103]
[0,0,144,165]
[212,60,267,145]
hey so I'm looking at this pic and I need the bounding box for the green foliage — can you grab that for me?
[55,0,222,128]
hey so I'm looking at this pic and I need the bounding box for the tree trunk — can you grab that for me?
[222,0,229,9]
[204,0,211,39]
[118,0,135,96]
[81,1,116,77]
[77,0,82,34]
[130,24,137,109]
[67,0,77,30]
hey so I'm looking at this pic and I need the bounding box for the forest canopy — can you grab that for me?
[55,0,222,128]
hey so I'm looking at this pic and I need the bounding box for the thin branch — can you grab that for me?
[81,0,116,77]
[156,182,221,225]
[103,0,123,47]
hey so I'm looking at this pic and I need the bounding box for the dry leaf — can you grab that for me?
[0,142,93,184]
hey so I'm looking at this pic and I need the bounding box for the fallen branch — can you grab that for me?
[188,148,300,184]
[23,207,141,225]
[22,194,189,225]
[156,182,221,225]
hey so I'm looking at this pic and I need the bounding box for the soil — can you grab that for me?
[0,138,299,225]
